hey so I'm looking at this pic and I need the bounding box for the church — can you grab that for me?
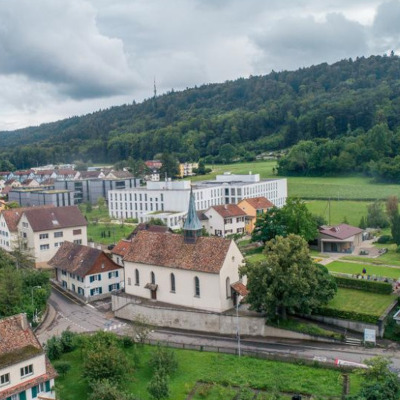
[121,189,247,313]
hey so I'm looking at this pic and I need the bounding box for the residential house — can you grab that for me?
[21,179,40,188]
[4,180,21,188]
[145,160,162,170]
[79,171,105,180]
[120,190,246,313]
[13,170,35,183]
[202,204,247,237]
[49,241,124,301]
[17,206,88,267]
[54,169,80,181]
[110,239,131,266]
[105,170,133,180]
[32,170,57,184]
[318,223,364,253]
[238,196,274,234]
[0,313,57,400]
[0,172,14,181]
[178,163,198,178]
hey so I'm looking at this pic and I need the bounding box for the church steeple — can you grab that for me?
[183,186,202,243]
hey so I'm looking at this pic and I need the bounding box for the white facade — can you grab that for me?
[18,215,87,264]
[0,213,14,252]
[124,241,245,313]
[108,174,287,227]
[203,207,246,237]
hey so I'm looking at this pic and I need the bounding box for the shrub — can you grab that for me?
[334,276,393,294]
[60,329,77,353]
[46,336,63,360]
[316,307,379,324]
[53,360,71,376]
[149,344,178,376]
[377,235,392,244]
[147,370,169,400]
[121,335,134,348]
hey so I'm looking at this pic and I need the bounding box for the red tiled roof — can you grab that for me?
[14,170,33,176]
[124,231,232,274]
[241,197,274,210]
[319,224,364,240]
[127,223,172,240]
[106,170,133,179]
[112,239,132,257]
[211,204,247,218]
[35,170,55,176]
[56,169,75,175]
[23,206,87,232]
[1,186,13,195]
[80,171,103,179]
[231,281,249,297]
[1,206,55,232]
[40,178,55,186]
[49,241,122,278]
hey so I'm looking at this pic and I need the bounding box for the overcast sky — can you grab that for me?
[1,0,400,131]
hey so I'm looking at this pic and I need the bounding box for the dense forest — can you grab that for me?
[2,54,400,181]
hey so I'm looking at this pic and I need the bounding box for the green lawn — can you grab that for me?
[326,260,400,280]
[56,343,359,399]
[325,288,396,317]
[86,222,133,245]
[305,200,368,226]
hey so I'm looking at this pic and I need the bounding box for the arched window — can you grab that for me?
[135,269,140,285]
[226,277,231,299]
[170,273,176,293]
[151,271,156,284]
[194,276,200,297]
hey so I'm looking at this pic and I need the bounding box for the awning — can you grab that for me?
[231,281,248,297]
[145,283,158,291]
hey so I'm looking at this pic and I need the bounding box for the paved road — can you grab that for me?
[37,287,400,371]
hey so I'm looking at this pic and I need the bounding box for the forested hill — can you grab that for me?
[2,54,400,181]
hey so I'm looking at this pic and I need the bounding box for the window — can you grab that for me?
[11,395,18,400]
[90,287,103,296]
[225,218,232,224]
[0,373,9,386]
[194,276,200,297]
[108,271,119,279]
[226,277,231,298]
[22,222,28,228]
[54,231,63,238]
[135,269,140,285]
[20,364,33,377]
[89,274,102,282]
[73,239,82,245]
[73,229,82,235]
[39,233,49,240]
[109,283,120,292]
[151,271,155,284]
[40,244,50,251]
[128,277,132,286]
[78,287,84,296]
[170,273,176,293]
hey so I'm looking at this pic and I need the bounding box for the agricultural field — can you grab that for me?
[326,260,400,280]
[324,288,396,317]
[56,343,358,400]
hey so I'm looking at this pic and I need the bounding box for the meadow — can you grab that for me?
[56,342,359,400]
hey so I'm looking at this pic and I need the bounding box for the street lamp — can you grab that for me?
[236,294,242,357]
[31,285,42,306]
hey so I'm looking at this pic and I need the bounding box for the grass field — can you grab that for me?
[325,288,396,317]
[326,260,400,280]
[86,222,133,244]
[56,343,358,399]
[193,160,400,200]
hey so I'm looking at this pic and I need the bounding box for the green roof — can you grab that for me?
[0,345,43,368]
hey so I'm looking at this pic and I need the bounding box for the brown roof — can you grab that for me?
[4,179,17,185]
[40,178,55,186]
[231,281,249,297]
[211,204,247,218]
[127,223,172,240]
[56,169,76,175]
[80,171,103,179]
[112,239,132,257]
[241,197,274,210]
[319,224,364,240]
[1,205,55,232]
[107,170,133,179]
[23,205,87,232]
[14,170,33,176]
[35,169,55,176]
[49,241,121,277]
[124,231,232,274]
[1,186,13,195]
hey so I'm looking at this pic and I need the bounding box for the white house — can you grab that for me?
[120,190,246,313]
[49,241,124,302]
[202,204,247,237]
[0,314,57,400]
[17,206,88,267]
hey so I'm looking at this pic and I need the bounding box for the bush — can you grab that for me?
[316,307,379,324]
[46,336,63,360]
[53,360,71,376]
[149,344,178,376]
[121,335,134,348]
[147,370,169,400]
[334,276,393,294]
[377,235,392,244]
[60,329,77,353]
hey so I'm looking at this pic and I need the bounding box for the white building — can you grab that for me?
[49,242,124,302]
[201,204,247,237]
[0,314,57,400]
[118,190,247,313]
[108,173,287,228]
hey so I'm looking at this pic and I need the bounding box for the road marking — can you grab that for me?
[103,323,127,332]
[86,304,96,309]
[57,312,90,332]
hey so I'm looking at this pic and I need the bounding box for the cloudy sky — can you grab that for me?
[1,0,400,131]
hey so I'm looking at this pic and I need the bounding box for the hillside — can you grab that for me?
[1,54,400,181]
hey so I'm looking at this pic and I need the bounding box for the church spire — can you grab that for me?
[183,186,202,243]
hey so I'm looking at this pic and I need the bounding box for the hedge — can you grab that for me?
[316,307,379,324]
[333,276,392,295]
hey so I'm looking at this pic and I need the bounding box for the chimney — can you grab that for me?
[20,313,29,331]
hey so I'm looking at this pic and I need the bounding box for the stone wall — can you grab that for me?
[112,294,337,343]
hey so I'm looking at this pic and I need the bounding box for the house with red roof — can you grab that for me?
[318,223,364,253]
[201,204,247,237]
[238,196,274,234]
[0,313,57,400]
[49,242,124,302]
